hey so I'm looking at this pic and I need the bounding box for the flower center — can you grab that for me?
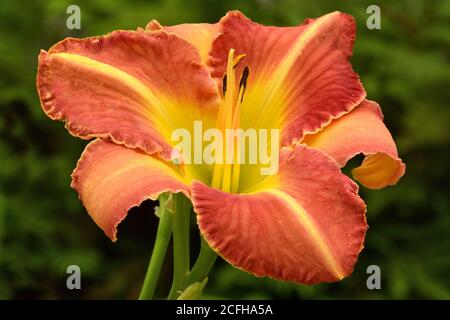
[210,49,248,193]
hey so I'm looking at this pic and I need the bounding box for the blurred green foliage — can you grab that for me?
[0,0,449,299]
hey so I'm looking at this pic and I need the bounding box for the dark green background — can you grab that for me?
[0,0,449,299]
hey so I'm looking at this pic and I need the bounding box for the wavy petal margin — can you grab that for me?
[37,30,220,160]
[208,11,365,146]
[146,20,219,64]
[192,144,367,284]
[71,139,189,241]
[303,100,406,189]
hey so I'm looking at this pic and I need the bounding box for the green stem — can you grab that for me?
[167,193,191,299]
[138,194,172,300]
[184,238,217,286]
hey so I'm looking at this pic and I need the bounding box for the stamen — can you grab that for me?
[223,55,246,96]
[230,68,249,193]
[238,66,249,103]
[222,75,227,96]
[211,49,249,193]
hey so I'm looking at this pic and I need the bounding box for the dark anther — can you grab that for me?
[239,66,249,102]
[222,75,227,96]
[222,66,249,99]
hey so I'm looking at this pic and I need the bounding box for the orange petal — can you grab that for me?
[146,20,219,64]
[37,30,220,160]
[303,100,406,189]
[209,11,365,145]
[71,139,189,241]
[192,144,367,284]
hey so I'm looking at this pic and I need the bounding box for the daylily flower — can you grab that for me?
[37,11,405,285]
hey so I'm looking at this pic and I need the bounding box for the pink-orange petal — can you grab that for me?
[303,100,406,189]
[146,20,219,64]
[71,139,189,241]
[37,30,220,160]
[192,144,367,284]
[208,11,365,145]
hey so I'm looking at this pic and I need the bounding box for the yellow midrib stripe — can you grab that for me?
[51,52,174,128]
[90,158,186,187]
[273,13,332,84]
[253,13,334,125]
[263,188,345,279]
